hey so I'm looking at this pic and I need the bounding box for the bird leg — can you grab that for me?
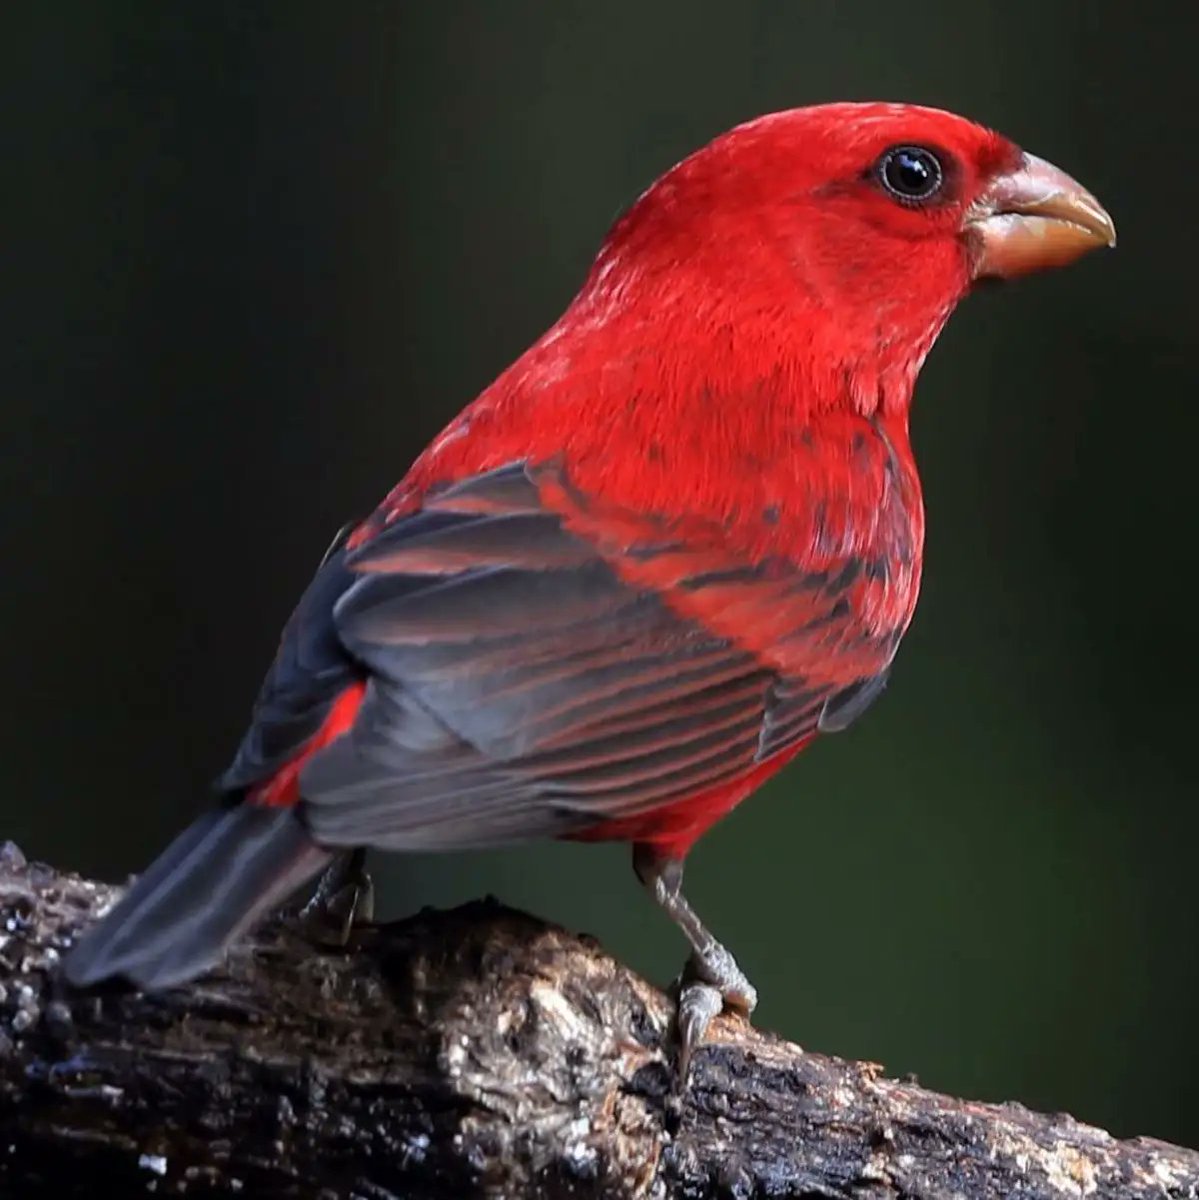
[298,847,375,947]
[633,844,758,1082]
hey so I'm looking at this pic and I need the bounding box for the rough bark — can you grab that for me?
[0,843,1195,1199]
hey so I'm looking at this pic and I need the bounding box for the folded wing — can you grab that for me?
[282,462,888,850]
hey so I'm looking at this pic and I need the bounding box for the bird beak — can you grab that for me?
[964,152,1116,280]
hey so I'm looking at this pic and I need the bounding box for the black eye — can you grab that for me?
[877,145,944,203]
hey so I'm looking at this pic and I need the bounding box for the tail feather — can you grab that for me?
[62,805,330,990]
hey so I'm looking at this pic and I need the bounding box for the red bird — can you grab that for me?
[65,103,1113,1067]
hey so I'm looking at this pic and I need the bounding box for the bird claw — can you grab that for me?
[298,850,375,948]
[319,876,375,946]
[687,945,758,1014]
[672,948,758,1085]
[676,981,723,1085]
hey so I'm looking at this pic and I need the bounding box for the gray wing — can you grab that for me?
[296,463,885,850]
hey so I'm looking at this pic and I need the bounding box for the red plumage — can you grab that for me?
[63,102,1113,1037]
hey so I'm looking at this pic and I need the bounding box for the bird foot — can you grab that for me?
[673,946,758,1085]
[298,849,375,947]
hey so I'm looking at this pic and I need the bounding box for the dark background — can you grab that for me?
[6,2,1197,1147]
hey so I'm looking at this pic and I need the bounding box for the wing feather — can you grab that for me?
[222,462,896,849]
[283,463,893,848]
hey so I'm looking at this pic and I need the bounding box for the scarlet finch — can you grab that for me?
[64,102,1114,1066]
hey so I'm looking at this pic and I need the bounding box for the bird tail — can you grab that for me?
[62,805,330,990]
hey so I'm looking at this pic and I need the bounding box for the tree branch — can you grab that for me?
[0,843,1195,1199]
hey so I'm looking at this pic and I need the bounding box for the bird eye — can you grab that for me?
[877,145,944,203]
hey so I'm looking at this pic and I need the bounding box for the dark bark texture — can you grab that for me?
[1,843,1196,1199]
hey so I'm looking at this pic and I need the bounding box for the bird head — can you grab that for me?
[583,102,1114,414]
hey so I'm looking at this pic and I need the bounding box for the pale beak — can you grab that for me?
[965,152,1116,280]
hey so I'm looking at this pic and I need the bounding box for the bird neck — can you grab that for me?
[557,234,956,426]
[399,243,952,539]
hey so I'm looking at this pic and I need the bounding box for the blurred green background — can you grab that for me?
[5,1,1197,1148]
